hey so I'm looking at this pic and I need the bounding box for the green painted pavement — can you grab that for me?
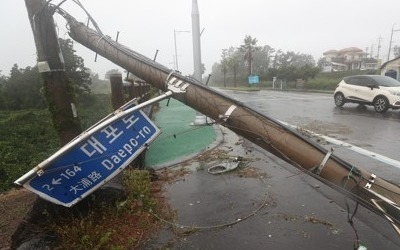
[145,99,215,168]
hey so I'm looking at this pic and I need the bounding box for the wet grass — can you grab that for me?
[50,169,172,249]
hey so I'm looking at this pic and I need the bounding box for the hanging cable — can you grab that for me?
[71,0,103,35]
[342,167,363,249]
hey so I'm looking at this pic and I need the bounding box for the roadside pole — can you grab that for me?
[191,0,207,125]
[12,1,84,248]
[107,73,126,188]
[25,0,82,145]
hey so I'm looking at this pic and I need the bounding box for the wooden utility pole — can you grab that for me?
[11,1,83,248]
[65,14,400,227]
[25,0,81,145]
[110,73,126,109]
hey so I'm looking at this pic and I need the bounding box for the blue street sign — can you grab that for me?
[20,109,160,207]
[248,75,259,85]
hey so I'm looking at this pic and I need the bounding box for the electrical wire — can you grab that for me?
[70,0,103,35]
[342,170,363,249]
[149,164,270,232]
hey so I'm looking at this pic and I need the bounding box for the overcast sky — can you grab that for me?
[1,0,400,79]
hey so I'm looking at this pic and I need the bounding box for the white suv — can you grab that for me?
[334,75,400,113]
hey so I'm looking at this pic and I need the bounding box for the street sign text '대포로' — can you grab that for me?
[16,109,160,207]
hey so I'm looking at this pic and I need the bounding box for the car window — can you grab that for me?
[344,75,400,87]
[371,76,400,87]
[360,77,374,86]
[344,77,358,85]
[346,77,368,87]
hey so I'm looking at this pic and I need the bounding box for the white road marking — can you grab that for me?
[279,120,400,170]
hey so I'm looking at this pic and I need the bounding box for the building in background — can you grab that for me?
[322,47,379,72]
[380,57,400,80]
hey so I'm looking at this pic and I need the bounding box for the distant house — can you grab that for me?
[380,57,400,80]
[363,58,380,70]
[322,47,379,72]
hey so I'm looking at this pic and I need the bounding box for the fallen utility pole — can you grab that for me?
[58,10,400,229]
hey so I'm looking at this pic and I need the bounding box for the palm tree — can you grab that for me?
[240,35,259,76]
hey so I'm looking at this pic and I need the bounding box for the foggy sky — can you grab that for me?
[1,0,400,79]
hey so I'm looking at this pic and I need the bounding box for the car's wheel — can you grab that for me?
[374,96,389,113]
[334,93,346,107]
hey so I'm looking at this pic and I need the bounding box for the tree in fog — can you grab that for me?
[1,64,43,110]
[105,69,122,80]
[269,52,319,82]
[0,39,94,110]
[227,47,243,87]
[211,37,319,86]
[89,70,110,94]
[59,38,92,97]
[274,51,315,68]
[220,49,229,87]
[252,45,276,76]
[0,71,6,109]
[239,35,260,76]
[317,57,328,70]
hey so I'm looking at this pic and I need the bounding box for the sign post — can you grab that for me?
[15,92,172,207]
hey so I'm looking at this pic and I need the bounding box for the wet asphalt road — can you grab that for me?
[217,89,400,183]
[146,123,400,249]
[146,89,400,249]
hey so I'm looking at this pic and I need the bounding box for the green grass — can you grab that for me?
[50,169,166,249]
[0,109,60,191]
[0,94,113,192]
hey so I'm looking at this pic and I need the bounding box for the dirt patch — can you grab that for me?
[195,148,232,162]
[155,167,191,185]
[275,212,340,236]
[0,189,37,249]
[236,165,268,179]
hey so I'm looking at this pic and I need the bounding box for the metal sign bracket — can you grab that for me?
[315,147,334,175]
[165,71,190,94]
